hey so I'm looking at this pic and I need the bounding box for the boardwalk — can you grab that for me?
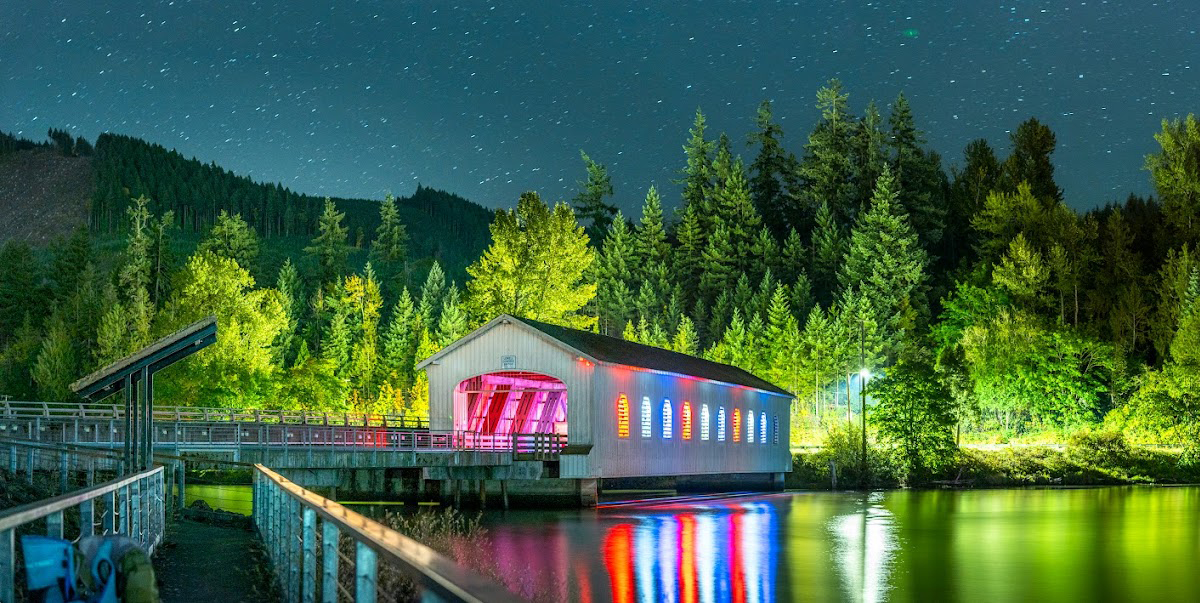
[154,520,267,603]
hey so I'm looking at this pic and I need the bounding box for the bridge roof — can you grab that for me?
[419,314,792,398]
[70,316,217,400]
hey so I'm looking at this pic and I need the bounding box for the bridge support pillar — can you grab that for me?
[577,478,598,508]
[501,480,509,510]
[479,480,487,509]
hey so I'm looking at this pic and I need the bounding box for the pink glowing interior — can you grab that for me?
[456,371,568,436]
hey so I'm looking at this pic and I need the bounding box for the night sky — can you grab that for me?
[3,1,1196,214]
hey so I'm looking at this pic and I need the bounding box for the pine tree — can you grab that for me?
[780,228,806,286]
[677,108,715,211]
[275,258,304,366]
[750,226,780,284]
[371,193,409,290]
[119,195,155,351]
[634,186,671,276]
[699,224,736,306]
[572,150,617,243]
[305,198,351,285]
[748,99,796,233]
[418,262,447,333]
[32,314,77,401]
[596,212,636,335]
[672,316,699,356]
[438,284,468,347]
[887,93,946,251]
[839,165,929,361]
[1146,114,1200,246]
[851,101,888,214]
[197,210,259,272]
[382,288,417,390]
[322,286,352,376]
[673,201,706,306]
[799,79,856,223]
[1001,117,1064,203]
[811,200,845,307]
[714,158,762,273]
[346,270,383,408]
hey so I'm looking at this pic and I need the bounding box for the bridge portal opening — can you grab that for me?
[456,371,567,436]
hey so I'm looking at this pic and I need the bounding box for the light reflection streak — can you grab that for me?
[599,498,778,602]
[831,495,897,603]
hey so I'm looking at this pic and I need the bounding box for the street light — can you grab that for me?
[859,368,870,486]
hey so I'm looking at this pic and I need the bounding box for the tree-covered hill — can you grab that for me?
[88,133,494,278]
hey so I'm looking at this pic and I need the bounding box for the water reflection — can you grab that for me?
[600,499,777,603]
[829,492,896,603]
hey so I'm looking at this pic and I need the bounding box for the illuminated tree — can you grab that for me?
[572,150,617,243]
[197,210,259,272]
[305,198,350,285]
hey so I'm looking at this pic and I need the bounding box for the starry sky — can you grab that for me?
[2,1,1196,214]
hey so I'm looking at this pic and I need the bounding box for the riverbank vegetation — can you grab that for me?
[2,86,1200,482]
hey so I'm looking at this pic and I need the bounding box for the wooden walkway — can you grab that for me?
[154,520,271,602]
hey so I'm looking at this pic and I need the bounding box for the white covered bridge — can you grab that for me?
[418,314,794,502]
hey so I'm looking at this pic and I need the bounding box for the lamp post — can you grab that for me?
[859,367,870,485]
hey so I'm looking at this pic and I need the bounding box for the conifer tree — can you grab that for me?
[438,284,468,347]
[371,193,409,290]
[678,108,715,211]
[811,200,845,307]
[780,228,807,285]
[275,258,304,366]
[572,150,617,243]
[382,288,418,390]
[700,224,736,307]
[839,166,929,361]
[672,316,699,356]
[851,101,888,214]
[673,202,706,306]
[32,314,76,401]
[345,270,383,408]
[748,100,796,233]
[119,195,155,351]
[596,212,636,335]
[1001,117,1064,203]
[418,262,447,333]
[634,186,671,275]
[799,79,856,223]
[305,198,351,285]
[198,210,259,272]
[887,93,946,251]
[750,226,781,284]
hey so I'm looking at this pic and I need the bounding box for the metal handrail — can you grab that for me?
[254,464,524,603]
[0,400,427,429]
[0,465,165,603]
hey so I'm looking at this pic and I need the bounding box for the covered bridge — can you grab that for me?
[417,314,793,492]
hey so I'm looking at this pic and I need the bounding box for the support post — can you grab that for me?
[131,480,142,548]
[81,499,95,538]
[60,451,69,494]
[47,510,63,539]
[322,522,338,603]
[104,491,117,534]
[355,541,377,603]
[124,374,134,473]
[25,448,33,484]
[501,480,509,510]
[302,508,316,603]
[0,528,13,603]
[177,460,186,512]
[142,368,154,471]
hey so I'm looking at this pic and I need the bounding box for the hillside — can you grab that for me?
[0,130,496,281]
[0,149,92,245]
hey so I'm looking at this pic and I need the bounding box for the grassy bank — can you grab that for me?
[787,430,1200,489]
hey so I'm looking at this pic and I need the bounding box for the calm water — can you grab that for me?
[187,486,1200,602]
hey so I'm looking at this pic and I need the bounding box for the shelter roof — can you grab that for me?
[70,316,217,400]
[419,314,792,398]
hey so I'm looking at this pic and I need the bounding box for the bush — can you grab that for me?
[795,423,900,489]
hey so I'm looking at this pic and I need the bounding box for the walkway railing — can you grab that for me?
[0,400,428,429]
[6,420,569,457]
[253,464,524,603]
[0,465,165,603]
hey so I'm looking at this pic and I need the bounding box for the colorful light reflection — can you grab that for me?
[602,501,777,603]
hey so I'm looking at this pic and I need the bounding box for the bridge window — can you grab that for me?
[760,411,767,444]
[616,394,630,438]
[748,411,755,443]
[773,415,780,445]
[700,404,710,441]
[641,397,652,438]
[717,406,726,442]
[662,399,673,439]
[456,371,566,436]
[681,401,692,440]
[732,409,741,443]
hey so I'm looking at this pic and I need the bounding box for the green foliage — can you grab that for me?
[466,191,597,329]
[305,198,351,285]
[869,355,958,483]
[1145,114,1200,245]
[197,211,260,273]
[572,150,617,243]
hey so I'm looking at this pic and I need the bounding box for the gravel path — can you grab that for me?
[154,520,275,602]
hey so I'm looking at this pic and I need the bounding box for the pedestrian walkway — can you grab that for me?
[153,520,268,603]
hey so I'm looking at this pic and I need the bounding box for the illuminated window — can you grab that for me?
[641,397,652,438]
[681,401,692,440]
[700,404,710,441]
[717,406,726,442]
[616,394,630,438]
[773,415,780,445]
[760,411,767,444]
[732,409,742,443]
[748,411,755,443]
[662,399,673,439]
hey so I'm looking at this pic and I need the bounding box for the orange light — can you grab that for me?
[616,393,630,438]
[681,401,692,440]
[732,408,742,443]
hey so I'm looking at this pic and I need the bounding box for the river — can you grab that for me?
[186,485,1200,602]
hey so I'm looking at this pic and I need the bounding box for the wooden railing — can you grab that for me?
[254,464,524,603]
[0,400,427,429]
[0,459,164,603]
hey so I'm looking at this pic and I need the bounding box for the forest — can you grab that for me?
[1,81,1198,477]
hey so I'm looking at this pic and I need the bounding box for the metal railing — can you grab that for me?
[0,400,428,429]
[5,420,569,457]
[0,464,165,603]
[253,464,524,603]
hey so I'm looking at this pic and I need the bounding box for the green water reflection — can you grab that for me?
[184,484,253,516]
